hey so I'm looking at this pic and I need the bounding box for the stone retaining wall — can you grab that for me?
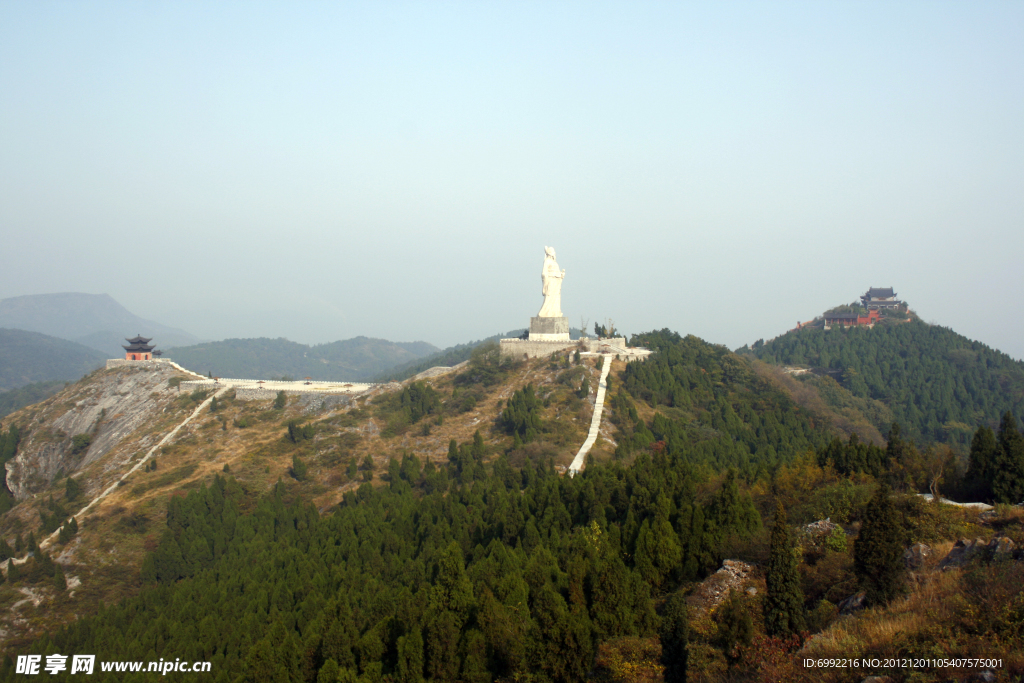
[499,336,650,361]
[180,378,374,401]
[106,358,175,369]
[499,338,576,359]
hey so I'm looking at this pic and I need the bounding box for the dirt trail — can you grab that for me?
[38,386,230,551]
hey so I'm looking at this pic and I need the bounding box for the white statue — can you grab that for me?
[537,246,565,318]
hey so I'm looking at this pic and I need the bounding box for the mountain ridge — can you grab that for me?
[0,293,201,356]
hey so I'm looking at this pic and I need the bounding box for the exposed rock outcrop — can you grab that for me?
[839,591,867,615]
[940,537,1019,570]
[4,364,184,499]
[688,559,755,613]
[902,543,932,569]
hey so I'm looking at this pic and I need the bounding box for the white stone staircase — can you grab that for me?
[569,353,613,476]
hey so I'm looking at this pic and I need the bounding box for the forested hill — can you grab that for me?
[740,322,1024,446]
[0,328,106,392]
[3,328,1024,681]
[618,330,829,476]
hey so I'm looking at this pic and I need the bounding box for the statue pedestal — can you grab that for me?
[529,316,569,341]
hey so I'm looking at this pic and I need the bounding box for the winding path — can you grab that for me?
[39,386,230,551]
[568,354,613,476]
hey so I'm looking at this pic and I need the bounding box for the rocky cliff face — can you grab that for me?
[4,364,184,499]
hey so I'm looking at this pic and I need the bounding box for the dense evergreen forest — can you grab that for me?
[616,330,827,477]
[739,322,1024,446]
[6,449,762,683]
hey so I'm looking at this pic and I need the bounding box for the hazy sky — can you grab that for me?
[2,2,1022,358]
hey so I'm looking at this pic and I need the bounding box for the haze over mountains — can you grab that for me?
[0,292,443,400]
[0,329,106,392]
[167,337,440,382]
[0,293,201,357]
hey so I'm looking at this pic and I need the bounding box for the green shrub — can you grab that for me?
[286,420,314,443]
[70,434,91,455]
[808,480,874,524]
[824,527,848,553]
[291,455,308,481]
[806,599,839,634]
[65,476,82,502]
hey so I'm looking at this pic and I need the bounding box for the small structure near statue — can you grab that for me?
[123,334,159,360]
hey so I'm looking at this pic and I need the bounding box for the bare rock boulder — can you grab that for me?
[940,538,987,570]
[838,591,867,615]
[902,543,931,569]
[989,537,1015,562]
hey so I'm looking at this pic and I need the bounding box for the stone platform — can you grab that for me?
[529,316,569,341]
[500,338,576,359]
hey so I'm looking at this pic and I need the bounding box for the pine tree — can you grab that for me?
[291,455,308,482]
[65,476,82,502]
[764,502,805,636]
[274,391,287,410]
[396,628,425,683]
[715,589,753,662]
[965,425,998,501]
[993,412,1024,504]
[317,659,339,683]
[52,563,67,591]
[7,558,19,582]
[854,483,906,605]
[660,591,688,683]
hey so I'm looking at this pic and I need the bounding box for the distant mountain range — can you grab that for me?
[0,328,107,392]
[164,336,441,382]
[0,293,202,357]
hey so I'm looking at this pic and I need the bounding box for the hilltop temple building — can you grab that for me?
[123,335,158,361]
[861,287,902,310]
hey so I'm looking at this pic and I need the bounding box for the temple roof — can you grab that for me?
[124,333,155,352]
[863,287,896,299]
